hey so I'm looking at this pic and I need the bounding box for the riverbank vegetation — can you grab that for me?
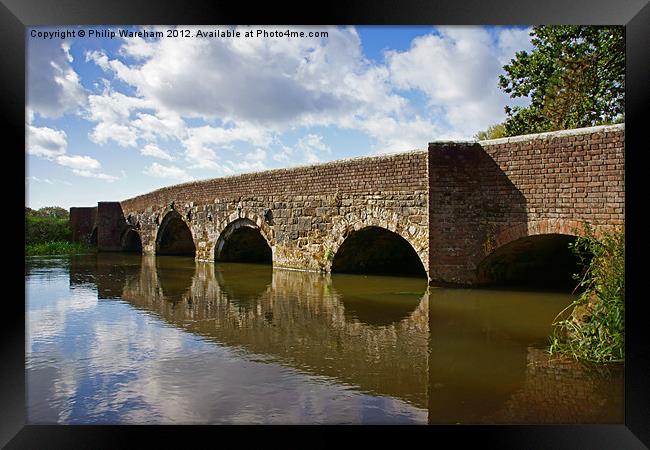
[25,206,96,256]
[26,241,96,256]
[549,225,624,364]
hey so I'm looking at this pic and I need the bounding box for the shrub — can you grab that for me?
[549,225,624,364]
[25,216,71,245]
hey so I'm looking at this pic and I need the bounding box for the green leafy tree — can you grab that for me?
[34,206,69,219]
[25,206,71,246]
[474,123,507,140]
[499,26,624,136]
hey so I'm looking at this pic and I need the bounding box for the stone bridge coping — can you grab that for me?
[428,124,624,147]
[475,123,625,146]
[121,148,428,204]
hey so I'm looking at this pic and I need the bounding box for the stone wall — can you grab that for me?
[427,124,625,284]
[72,124,625,286]
[96,202,130,252]
[120,151,430,275]
[69,206,97,244]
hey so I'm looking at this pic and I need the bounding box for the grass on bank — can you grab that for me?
[25,213,96,256]
[549,225,625,364]
[26,241,96,256]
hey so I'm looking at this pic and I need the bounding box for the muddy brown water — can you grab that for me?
[25,254,623,424]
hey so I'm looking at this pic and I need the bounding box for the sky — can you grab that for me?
[25,25,534,210]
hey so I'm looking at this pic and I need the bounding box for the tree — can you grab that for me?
[474,123,507,140]
[499,26,624,136]
[28,206,69,219]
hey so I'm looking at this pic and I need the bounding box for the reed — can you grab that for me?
[549,225,624,364]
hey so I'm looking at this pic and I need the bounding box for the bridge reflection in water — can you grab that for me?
[66,254,622,424]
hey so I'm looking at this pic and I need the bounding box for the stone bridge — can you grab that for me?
[70,124,625,286]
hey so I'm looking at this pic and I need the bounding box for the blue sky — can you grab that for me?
[26,25,533,209]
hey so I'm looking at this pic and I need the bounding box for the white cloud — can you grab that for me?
[88,27,342,124]
[35,24,536,191]
[245,148,266,162]
[28,38,87,118]
[496,27,534,65]
[360,116,438,153]
[182,124,273,169]
[385,26,533,138]
[26,176,72,186]
[141,143,175,161]
[87,26,407,145]
[27,125,67,158]
[27,124,118,182]
[227,160,266,173]
[85,90,153,147]
[71,169,119,182]
[389,27,498,102]
[57,155,118,182]
[56,154,101,171]
[144,162,194,181]
[296,134,331,163]
[118,35,156,60]
[272,146,294,163]
[132,111,186,142]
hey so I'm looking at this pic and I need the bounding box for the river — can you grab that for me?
[25,254,623,424]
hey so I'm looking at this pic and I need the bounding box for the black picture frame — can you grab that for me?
[5,0,649,447]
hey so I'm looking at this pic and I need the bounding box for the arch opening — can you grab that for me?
[121,228,142,253]
[331,226,426,278]
[215,220,271,264]
[156,211,196,257]
[477,233,585,290]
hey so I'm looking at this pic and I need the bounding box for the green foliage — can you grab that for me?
[26,206,69,219]
[26,241,95,256]
[25,216,71,245]
[474,123,507,140]
[499,26,624,136]
[549,225,624,364]
[324,247,334,262]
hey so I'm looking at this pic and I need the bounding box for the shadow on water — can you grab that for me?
[155,255,197,302]
[214,262,273,308]
[330,273,426,327]
[70,253,142,298]
[426,287,623,424]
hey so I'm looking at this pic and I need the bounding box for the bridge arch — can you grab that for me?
[325,210,428,278]
[121,227,142,253]
[156,210,196,256]
[477,219,588,288]
[214,217,273,264]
